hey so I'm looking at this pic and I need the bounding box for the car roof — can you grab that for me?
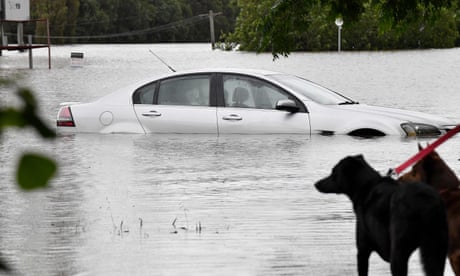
[119,68,285,92]
[102,68,290,104]
[155,68,283,79]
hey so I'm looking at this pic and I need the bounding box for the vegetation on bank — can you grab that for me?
[27,0,238,43]
[7,0,460,53]
[224,0,460,57]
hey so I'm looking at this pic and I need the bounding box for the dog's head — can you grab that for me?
[315,155,378,197]
[399,161,426,183]
[399,143,460,189]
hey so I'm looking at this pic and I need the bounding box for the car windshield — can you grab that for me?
[269,74,355,105]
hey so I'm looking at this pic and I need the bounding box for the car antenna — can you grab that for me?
[148,49,176,72]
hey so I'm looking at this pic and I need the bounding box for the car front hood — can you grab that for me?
[335,104,455,127]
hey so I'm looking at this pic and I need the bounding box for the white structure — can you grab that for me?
[0,0,50,69]
[70,52,84,67]
[335,18,343,52]
[1,0,30,21]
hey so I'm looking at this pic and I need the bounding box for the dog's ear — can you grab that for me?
[342,155,367,171]
[353,155,367,166]
[353,154,365,161]
[418,143,424,151]
[348,154,380,177]
[431,151,441,160]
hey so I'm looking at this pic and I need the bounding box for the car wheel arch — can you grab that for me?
[336,117,405,137]
[347,128,386,138]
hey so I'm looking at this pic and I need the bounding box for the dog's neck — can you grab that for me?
[424,158,460,189]
[348,168,383,203]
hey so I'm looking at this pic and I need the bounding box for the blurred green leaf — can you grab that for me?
[0,88,56,138]
[17,153,57,190]
[17,88,56,139]
[0,109,26,129]
[17,88,38,108]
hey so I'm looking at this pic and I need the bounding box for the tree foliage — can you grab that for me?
[29,0,238,43]
[26,0,460,52]
[31,0,77,43]
[226,0,459,58]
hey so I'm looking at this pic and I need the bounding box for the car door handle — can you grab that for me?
[222,114,242,121]
[142,111,162,117]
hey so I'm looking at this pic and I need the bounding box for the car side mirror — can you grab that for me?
[276,99,299,113]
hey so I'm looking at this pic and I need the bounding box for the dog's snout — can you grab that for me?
[314,178,331,193]
[314,181,322,190]
[315,175,343,194]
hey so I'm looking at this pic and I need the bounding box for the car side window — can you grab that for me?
[223,75,290,109]
[157,75,210,106]
[133,81,156,104]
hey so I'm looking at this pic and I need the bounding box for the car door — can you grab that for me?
[133,74,218,134]
[217,74,311,134]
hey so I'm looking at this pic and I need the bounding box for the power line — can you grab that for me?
[5,14,210,41]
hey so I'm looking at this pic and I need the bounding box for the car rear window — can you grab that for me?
[157,75,210,106]
[133,82,156,104]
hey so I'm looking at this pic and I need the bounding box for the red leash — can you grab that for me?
[391,125,460,176]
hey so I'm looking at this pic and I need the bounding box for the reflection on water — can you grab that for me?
[0,44,459,275]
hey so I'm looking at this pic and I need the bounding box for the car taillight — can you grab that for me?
[56,106,76,127]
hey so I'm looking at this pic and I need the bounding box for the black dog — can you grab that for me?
[315,155,448,276]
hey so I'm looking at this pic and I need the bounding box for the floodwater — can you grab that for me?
[1,44,460,275]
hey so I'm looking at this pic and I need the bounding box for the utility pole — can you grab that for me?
[208,10,222,50]
[209,10,215,50]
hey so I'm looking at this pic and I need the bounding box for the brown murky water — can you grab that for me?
[1,44,460,275]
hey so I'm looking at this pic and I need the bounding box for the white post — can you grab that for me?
[17,22,24,46]
[335,18,343,52]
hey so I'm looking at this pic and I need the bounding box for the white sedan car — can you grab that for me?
[56,68,456,137]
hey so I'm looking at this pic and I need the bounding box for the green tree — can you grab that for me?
[186,0,232,41]
[111,0,154,42]
[341,3,458,50]
[64,0,80,42]
[398,6,458,48]
[224,0,274,51]
[76,0,112,42]
[31,0,81,43]
[30,0,238,43]
[226,0,458,57]
[217,0,239,39]
[149,0,185,42]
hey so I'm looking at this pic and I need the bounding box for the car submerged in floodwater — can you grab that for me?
[56,68,457,137]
